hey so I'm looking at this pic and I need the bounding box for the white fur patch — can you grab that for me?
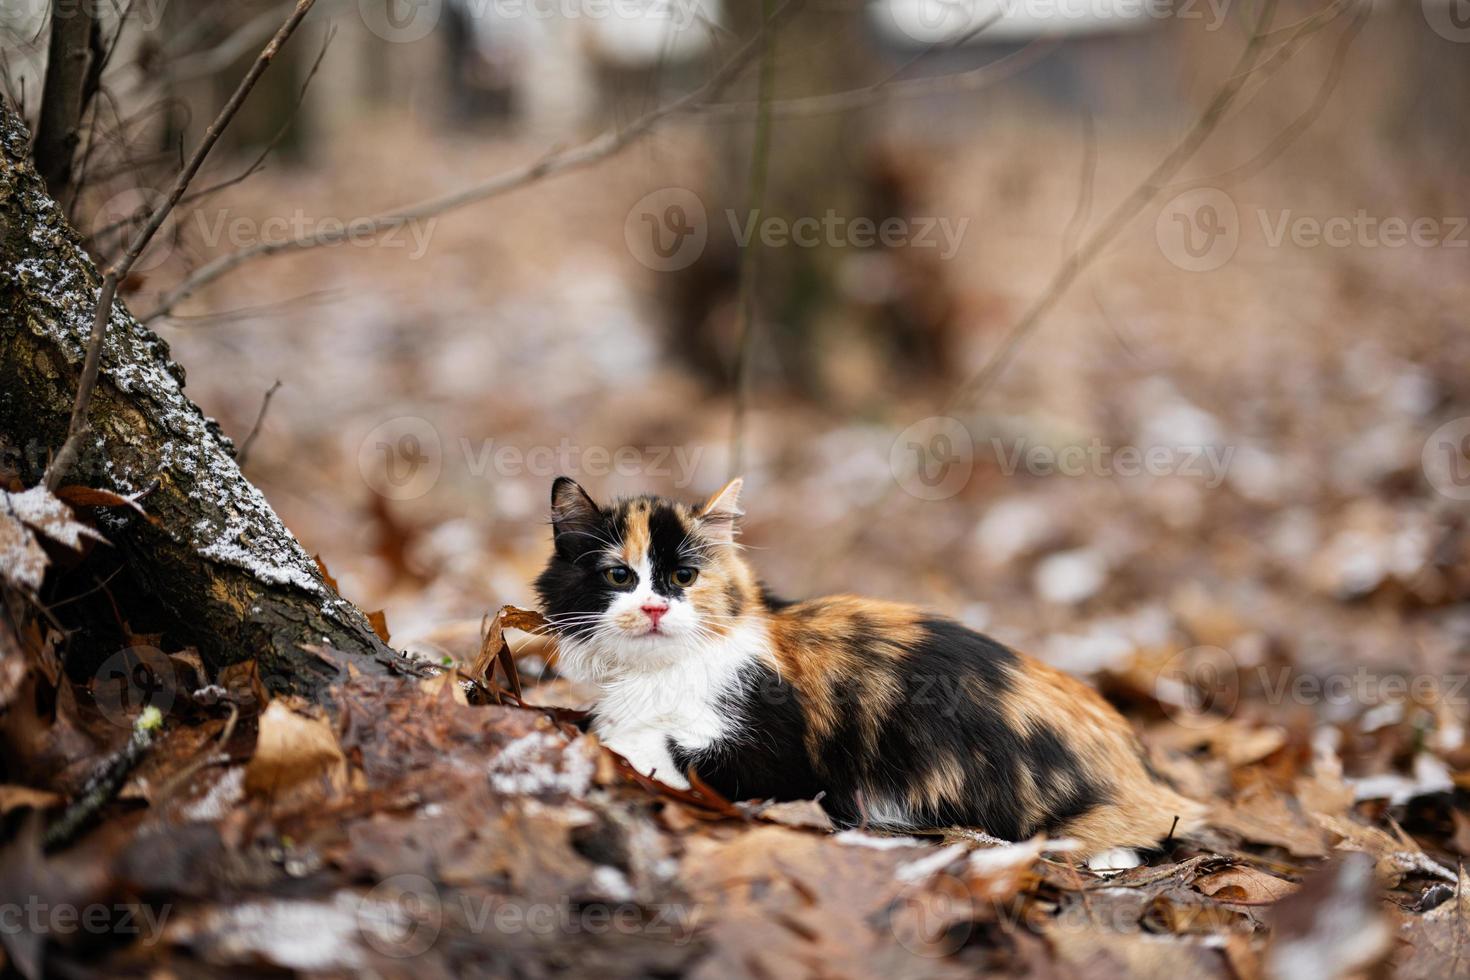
[559,618,770,790]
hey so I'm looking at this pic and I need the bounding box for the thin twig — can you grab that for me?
[727,0,778,481]
[134,1,812,323]
[236,379,282,468]
[946,0,1284,413]
[806,0,1325,583]
[90,24,336,246]
[43,0,319,491]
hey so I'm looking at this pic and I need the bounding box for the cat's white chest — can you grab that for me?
[568,620,769,789]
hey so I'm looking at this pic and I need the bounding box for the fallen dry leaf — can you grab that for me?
[1195,866,1300,903]
[366,609,391,644]
[1263,854,1391,980]
[0,785,63,815]
[1,486,105,592]
[1313,814,1455,885]
[468,604,547,700]
[244,700,347,798]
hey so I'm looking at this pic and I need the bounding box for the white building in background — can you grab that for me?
[872,0,1171,45]
[450,0,725,132]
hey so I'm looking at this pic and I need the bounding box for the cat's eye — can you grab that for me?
[602,566,634,587]
[670,567,699,588]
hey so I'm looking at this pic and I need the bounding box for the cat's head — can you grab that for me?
[533,476,758,677]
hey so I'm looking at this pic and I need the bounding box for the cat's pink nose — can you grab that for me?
[641,603,668,627]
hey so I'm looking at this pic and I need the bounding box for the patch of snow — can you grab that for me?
[1033,548,1108,605]
[972,497,1054,566]
[1086,848,1142,874]
[488,731,594,797]
[0,116,331,605]
[1347,753,1453,805]
[590,865,636,902]
[833,830,925,850]
[895,843,968,883]
[967,837,1055,876]
[190,895,366,971]
[180,767,245,822]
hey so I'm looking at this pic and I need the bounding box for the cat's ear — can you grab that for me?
[550,476,601,547]
[697,477,743,545]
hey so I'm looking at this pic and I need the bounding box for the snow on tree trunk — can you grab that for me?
[0,101,416,700]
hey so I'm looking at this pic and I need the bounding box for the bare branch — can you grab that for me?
[44,0,320,491]
[946,0,1293,412]
[806,0,1345,582]
[34,0,95,198]
[236,379,283,468]
[727,0,779,481]
[137,0,808,324]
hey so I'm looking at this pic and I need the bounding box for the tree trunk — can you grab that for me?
[0,101,419,702]
[33,0,95,202]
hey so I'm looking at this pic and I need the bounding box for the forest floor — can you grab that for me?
[5,76,1470,977]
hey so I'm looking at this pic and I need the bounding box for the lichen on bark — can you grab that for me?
[0,101,418,699]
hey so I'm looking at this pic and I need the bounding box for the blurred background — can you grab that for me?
[5,0,1468,726]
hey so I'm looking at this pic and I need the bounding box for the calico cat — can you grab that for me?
[534,476,1202,855]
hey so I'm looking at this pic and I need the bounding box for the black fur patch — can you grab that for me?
[668,663,823,804]
[675,615,1105,839]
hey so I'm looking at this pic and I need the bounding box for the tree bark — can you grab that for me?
[34,0,95,202]
[0,101,419,702]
